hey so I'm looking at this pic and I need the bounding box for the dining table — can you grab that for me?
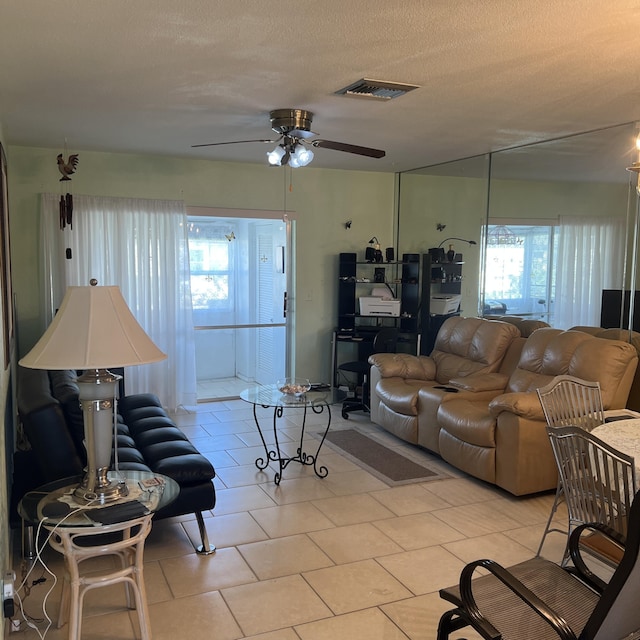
[591,413,640,489]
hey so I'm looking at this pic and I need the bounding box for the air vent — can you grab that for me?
[335,78,419,101]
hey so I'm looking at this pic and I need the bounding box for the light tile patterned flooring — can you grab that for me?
[197,377,253,403]
[12,399,569,640]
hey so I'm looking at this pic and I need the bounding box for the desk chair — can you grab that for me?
[536,375,605,558]
[338,327,397,419]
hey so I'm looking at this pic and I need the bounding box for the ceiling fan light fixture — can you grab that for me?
[267,145,286,166]
[289,144,314,168]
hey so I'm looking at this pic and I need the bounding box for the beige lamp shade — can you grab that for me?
[19,284,167,370]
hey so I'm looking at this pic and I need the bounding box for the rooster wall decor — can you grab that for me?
[57,151,78,232]
[57,153,79,181]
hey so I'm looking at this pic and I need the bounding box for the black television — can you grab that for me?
[600,290,640,332]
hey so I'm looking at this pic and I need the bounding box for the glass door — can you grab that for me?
[187,214,289,401]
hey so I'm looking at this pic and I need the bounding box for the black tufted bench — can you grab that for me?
[14,367,216,555]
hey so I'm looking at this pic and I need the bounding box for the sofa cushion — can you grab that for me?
[368,353,436,380]
[17,368,56,414]
[48,369,86,458]
[22,404,85,481]
[375,378,431,415]
[438,429,496,484]
[134,426,190,448]
[488,392,546,419]
[376,403,419,444]
[505,328,638,408]
[438,400,497,447]
[489,316,550,337]
[48,369,80,404]
[430,317,520,383]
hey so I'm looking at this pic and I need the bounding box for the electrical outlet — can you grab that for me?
[3,571,15,619]
[2,571,13,600]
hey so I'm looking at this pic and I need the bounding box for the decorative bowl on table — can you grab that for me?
[277,377,311,397]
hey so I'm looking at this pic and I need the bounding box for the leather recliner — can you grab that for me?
[437,328,639,495]
[368,316,522,451]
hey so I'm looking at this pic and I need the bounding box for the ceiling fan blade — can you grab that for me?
[311,139,385,158]
[192,138,277,148]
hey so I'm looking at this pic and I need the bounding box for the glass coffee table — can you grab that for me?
[240,384,347,484]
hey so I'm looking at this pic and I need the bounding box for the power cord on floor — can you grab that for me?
[12,497,98,638]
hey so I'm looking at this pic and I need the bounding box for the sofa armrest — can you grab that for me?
[449,372,509,393]
[368,353,436,380]
[489,392,546,420]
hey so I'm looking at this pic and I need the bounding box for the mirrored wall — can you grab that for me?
[397,122,639,333]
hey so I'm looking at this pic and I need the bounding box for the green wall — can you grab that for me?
[8,146,396,385]
[398,172,488,317]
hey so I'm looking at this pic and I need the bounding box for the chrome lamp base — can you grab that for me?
[74,368,128,504]
[73,470,129,504]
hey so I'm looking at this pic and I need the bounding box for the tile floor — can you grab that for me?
[197,377,252,403]
[11,399,571,640]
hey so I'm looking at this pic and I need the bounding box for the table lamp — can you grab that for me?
[19,281,167,503]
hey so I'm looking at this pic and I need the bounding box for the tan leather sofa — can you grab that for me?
[369,316,521,451]
[370,321,639,496]
[437,328,638,495]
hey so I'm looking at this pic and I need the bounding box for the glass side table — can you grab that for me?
[240,384,347,484]
[18,470,180,527]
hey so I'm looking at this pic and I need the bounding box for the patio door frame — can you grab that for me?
[186,206,294,386]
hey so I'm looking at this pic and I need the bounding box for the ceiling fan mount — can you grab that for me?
[192,108,385,166]
[269,109,315,138]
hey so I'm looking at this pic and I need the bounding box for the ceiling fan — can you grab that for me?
[192,109,386,167]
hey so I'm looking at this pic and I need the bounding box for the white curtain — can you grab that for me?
[554,215,626,329]
[40,193,197,409]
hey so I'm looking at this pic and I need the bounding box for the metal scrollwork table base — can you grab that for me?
[240,385,346,484]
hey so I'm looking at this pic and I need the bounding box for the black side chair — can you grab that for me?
[338,327,398,419]
[437,488,640,640]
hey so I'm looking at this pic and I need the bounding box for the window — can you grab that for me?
[484,223,556,321]
[187,220,233,313]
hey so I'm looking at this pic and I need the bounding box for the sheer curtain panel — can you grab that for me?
[554,215,626,329]
[40,193,197,409]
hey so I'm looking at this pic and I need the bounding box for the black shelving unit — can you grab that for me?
[419,252,464,355]
[334,252,424,386]
[336,251,465,362]
[337,252,424,335]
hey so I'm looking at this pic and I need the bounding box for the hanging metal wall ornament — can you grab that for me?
[59,192,74,230]
[56,152,78,231]
[56,150,78,261]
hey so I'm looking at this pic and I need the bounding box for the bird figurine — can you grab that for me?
[57,153,79,181]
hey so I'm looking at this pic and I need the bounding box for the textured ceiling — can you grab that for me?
[1,0,640,173]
